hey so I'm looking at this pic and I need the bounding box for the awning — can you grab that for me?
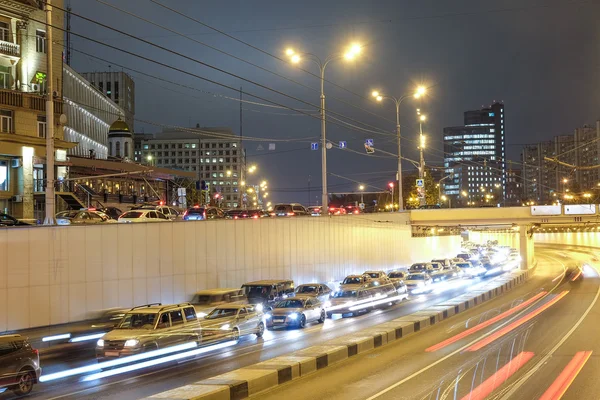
[67,156,196,179]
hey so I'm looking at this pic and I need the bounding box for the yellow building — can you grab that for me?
[0,0,74,220]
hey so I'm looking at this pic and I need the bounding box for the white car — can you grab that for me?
[405,273,433,293]
[118,210,171,223]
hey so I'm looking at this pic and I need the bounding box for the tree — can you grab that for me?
[402,168,439,208]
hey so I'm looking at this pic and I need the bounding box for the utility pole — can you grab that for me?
[43,0,56,225]
[418,110,426,207]
[308,175,311,206]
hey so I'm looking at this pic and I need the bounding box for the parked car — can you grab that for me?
[56,209,116,225]
[117,209,171,223]
[97,207,122,220]
[96,303,201,362]
[190,288,247,317]
[271,203,308,217]
[405,273,433,293]
[0,213,29,227]
[201,305,264,341]
[182,206,225,221]
[265,297,325,329]
[241,280,295,310]
[294,283,332,303]
[0,334,41,396]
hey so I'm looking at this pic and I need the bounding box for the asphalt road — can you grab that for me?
[0,263,515,399]
[257,245,600,400]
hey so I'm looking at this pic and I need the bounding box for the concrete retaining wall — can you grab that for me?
[0,216,461,331]
[142,269,533,400]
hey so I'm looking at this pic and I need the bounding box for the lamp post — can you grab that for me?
[286,44,362,215]
[388,182,394,212]
[371,86,426,212]
[417,111,427,207]
[359,184,365,204]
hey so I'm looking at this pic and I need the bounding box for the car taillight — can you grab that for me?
[234,216,238,220]
[203,211,206,219]
[33,349,39,355]
[252,215,258,219]
[270,212,276,216]
[287,212,295,216]
[354,210,359,214]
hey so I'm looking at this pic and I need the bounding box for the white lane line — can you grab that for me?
[497,257,600,399]
[364,254,565,400]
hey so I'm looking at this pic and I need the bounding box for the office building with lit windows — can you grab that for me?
[443,102,506,206]
[81,71,135,131]
[134,126,246,208]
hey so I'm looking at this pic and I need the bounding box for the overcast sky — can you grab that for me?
[68,0,600,204]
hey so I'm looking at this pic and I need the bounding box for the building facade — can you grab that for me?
[80,71,135,130]
[0,0,73,219]
[63,64,124,159]
[134,125,245,208]
[443,102,506,206]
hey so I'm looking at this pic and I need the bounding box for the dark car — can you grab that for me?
[227,209,268,219]
[98,207,123,220]
[183,206,225,221]
[271,203,308,217]
[0,213,29,227]
[418,204,441,209]
[0,334,41,396]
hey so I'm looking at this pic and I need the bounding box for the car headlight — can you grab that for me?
[288,313,298,320]
[417,282,425,287]
[264,313,272,319]
[97,339,104,347]
[255,304,264,312]
[220,324,231,331]
[323,301,331,308]
[124,339,139,347]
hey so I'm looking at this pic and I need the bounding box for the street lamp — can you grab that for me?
[417,109,427,207]
[388,182,395,213]
[371,85,426,211]
[286,43,363,214]
[248,165,257,174]
[359,184,365,204]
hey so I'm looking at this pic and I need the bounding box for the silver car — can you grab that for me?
[201,305,264,341]
[294,283,332,303]
[190,288,247,317]
[266,297,326,329]
[405,273,433,293]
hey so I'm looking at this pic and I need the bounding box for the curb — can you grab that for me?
[141,269,532,400]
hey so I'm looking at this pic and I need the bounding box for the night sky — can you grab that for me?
[68,0,600,204]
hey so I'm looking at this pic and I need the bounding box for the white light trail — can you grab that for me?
[42,333,71,342]
[69,333,105,343]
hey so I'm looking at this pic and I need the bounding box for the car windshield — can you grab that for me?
[121,211,143,219]
[407,274,426,280]
[276,299,304,308]
[191,294,214,305]
[365,273,380,278]
[57,211,78,218]
[342,277,362,284]
[205,308,237,319]
[456,263,471,268]
[243,285,272,298]
[333,290,357,298]
[117,313,157,329]
[296,285,318,294]
[388,272,404,278]
[274,205,291,212]
[410,264,427,270]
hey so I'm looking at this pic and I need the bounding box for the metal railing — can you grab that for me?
[0,40,20,57]
[0,88,63,114]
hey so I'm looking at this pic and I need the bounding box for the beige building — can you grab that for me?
[0,0,72,220]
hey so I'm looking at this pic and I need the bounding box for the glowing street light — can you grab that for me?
[461,191,468,197]
[248,165,257,174]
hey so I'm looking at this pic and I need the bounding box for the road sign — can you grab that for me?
[359,202,365,210]
[364,143,374,154]
[417,187,425,199]
[366,139,374,146]
[339,141,347,149]
[416,179,424,187]
[311,142,318,150]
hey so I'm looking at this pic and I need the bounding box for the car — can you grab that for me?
[455,261,486,278]
[226,209,268,219]
[200,305,264,341]
[387,270,408,285]
[307,206,322,216]
[117,209,171,223]
[241,280,295,309]
[340,274,372,288]
[429,262,452,281]
[96,303,201,362]
[363,270,391,285]
[432,259,453,268]
[328,206,347,216]
[265,297,326,329]
[343,205,361,215]
[182,206,225,221]
[97,207,122,220]
[450,257,466,265]
[408,262,436,274]
[271,203,308,217]
[89,308,129,330]
[190,288,247,317]
[56,209,116,225]
[0,213,29,227]
[456,253,472,261]
[294,283,332,303]
[405,272,433,293]
[0,334,41,396]
[479,256,493,269]
[326,283,401,318]
[157,206,181,221]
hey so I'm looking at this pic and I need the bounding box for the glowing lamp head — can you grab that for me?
[291,54,301,64]
[376,95,383,102]
[371,91,379,98]
[285,48,295,56]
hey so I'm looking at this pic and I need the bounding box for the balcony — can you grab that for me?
[0,40,20,59]
[0,88,63,114]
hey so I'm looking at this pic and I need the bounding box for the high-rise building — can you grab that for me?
[134,126,246,208]
[0,0,72,219]
[505,164,522,206]
[80,71,135,130]
[443,102,506,206]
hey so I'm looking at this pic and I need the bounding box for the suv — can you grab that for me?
[0,213,29,227]
[272,203,308,217]
[95,303,201,362]
[183,206,225,221]
[0,334,41,396]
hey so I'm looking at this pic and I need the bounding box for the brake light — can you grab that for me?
[252,215,258,219]
[234,216,238,220]
[88,208,96,211]
[287,212,295,216]
[270,212,276,216]
[354,210,359,214]
[183,210,188,217]
[193,205,200,208]
[329,207,335,211]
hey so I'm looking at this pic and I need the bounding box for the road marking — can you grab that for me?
[426,291,547,352]
[466,290,569,352]
[460,351,535,400]
[539,351,593,400]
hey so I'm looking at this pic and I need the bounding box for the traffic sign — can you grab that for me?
[311,142,318,150]
[339,141,347,149]
[417,187,425,199]
[359,202,365,210]
[416,179,424,187]
[364,143,375,154]
[366,139,374,146]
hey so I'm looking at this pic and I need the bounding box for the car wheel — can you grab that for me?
[256,322,265,338]
[232,328,240,341]
[298,314,306,328]
[318,310,326,323]
[12,369,34,396]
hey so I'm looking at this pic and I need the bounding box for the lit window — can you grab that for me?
[36,30,46,53]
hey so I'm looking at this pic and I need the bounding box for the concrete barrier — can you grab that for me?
[141,270,533,400]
